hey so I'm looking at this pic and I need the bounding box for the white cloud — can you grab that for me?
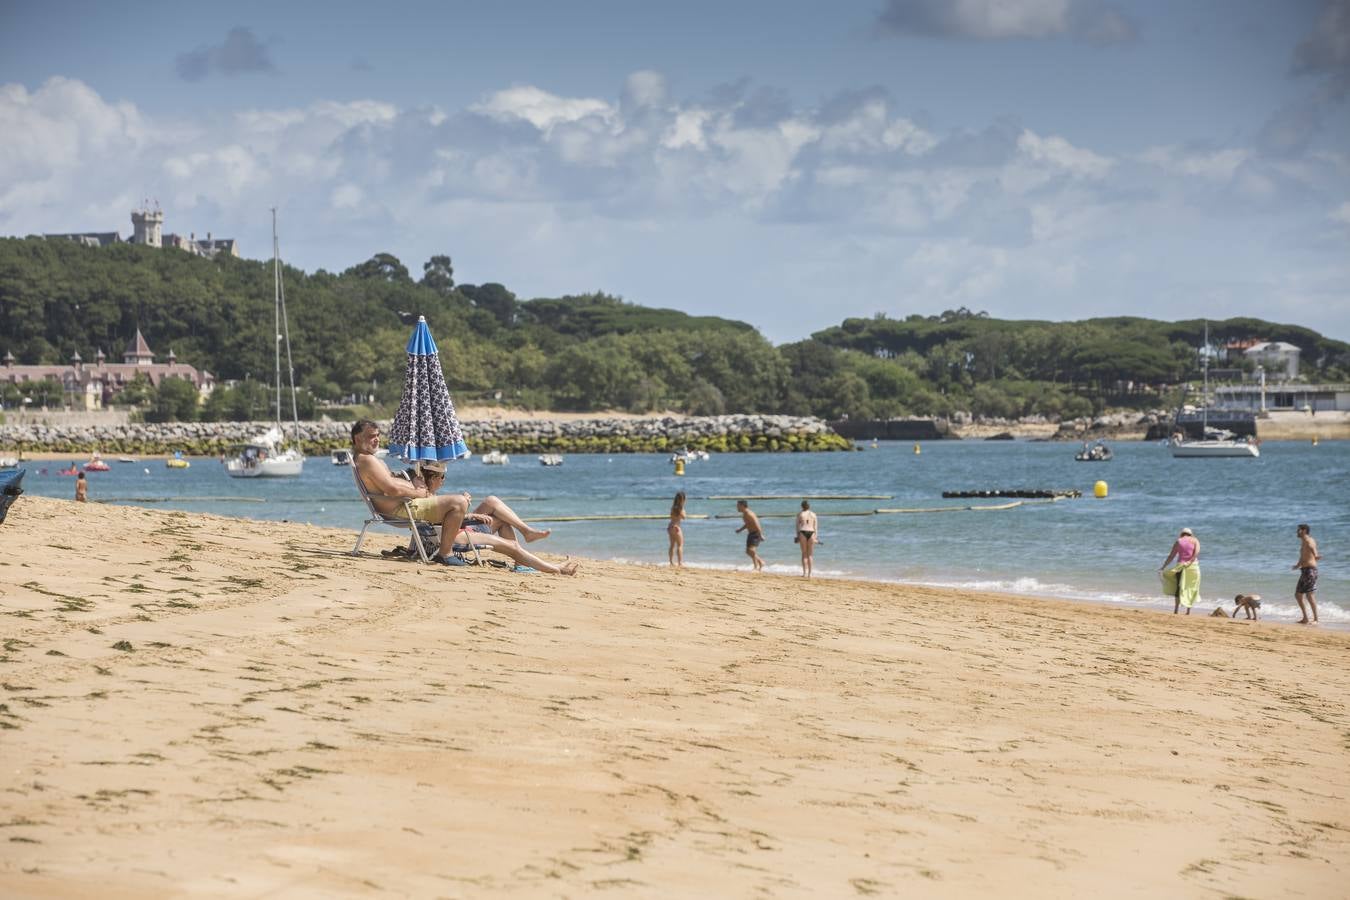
[1140,145,1248,181]
[875,0,1135,44]
[1016,129,1113,178]
[330,183,364,209]
[470,85,614,133]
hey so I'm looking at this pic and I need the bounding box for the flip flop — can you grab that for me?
[431,553,469,567]
[512,566,537,574]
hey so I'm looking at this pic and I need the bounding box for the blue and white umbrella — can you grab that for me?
[386,316,470,463]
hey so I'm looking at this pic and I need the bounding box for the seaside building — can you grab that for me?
[1243,341,1300,379]
[45,204,238,259]
[1214,382,1350,413]
[1,330,214,411]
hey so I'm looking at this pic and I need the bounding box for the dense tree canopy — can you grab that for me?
[2,237,1347,421]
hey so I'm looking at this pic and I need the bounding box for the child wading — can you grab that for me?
[735,499,766,572]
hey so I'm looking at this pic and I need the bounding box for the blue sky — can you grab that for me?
[2,0,1348,342]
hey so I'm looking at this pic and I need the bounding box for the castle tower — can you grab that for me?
[131,203,163,248]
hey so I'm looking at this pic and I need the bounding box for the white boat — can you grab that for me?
[481,450,509,465]
[331,449,353,466]
[1170,428,1260,458]
[1170,322,1260,459]
[226,427,306,478]
[669,447,709,463]
[0,457,18,469]
[538,453,564,466]
[117,456,138,463]
[226,209,305,479]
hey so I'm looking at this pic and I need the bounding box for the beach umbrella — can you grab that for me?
[386,315,471,463]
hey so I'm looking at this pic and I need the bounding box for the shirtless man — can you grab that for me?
[735,499,766,572]
[351,419,467,564]
[1292,523,1321,625]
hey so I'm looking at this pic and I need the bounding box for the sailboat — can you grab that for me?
[1169,322,1259,458]
[225,209,305,478]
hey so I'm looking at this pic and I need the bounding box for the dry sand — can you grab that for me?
[2,497,1348,898]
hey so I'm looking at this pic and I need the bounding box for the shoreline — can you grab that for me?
[2,496,1346,895]
[9,475,1344,630]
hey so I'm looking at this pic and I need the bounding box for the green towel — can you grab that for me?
[1161,563,1201,607]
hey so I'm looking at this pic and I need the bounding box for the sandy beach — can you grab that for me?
[2,496,1347,897]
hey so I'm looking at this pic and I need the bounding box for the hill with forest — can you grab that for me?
[2,237,1348,422]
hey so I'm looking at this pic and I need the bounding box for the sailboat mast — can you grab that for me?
[1202,321,1209,432]
[272,208,282,435]
[275,214,300,432]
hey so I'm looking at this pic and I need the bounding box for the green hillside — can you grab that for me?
[2,238,1347,422]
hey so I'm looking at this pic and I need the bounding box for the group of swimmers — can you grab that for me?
[668,493,821,577]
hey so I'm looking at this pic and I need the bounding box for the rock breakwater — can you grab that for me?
[0,415,851,455]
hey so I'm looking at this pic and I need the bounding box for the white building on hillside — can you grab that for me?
[1244,341,1300,379]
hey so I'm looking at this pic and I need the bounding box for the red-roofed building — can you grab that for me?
[1,329,214,410]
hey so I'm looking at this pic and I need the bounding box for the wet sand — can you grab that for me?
[2,496,1347,897]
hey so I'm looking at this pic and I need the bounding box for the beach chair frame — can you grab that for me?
[350,464,436,563]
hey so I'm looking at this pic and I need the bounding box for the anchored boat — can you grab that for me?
[225,209,305,479]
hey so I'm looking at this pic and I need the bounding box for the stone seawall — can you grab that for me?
[0,415,851,455]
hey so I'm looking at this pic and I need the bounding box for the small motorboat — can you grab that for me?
[669,448,709,463]
[0,457,18,469]
[117,456,138,463]
[166,452,191,469]
[1074,440,1113,462]
[330,449,353,466]
[481,450,509,465]
[538,453,564,467]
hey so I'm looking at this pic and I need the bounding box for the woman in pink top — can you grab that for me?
[1160,527,1201,614]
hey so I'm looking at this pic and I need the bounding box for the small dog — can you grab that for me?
[1232,594,1261,620]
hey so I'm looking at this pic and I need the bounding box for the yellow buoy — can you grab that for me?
[1093,480,1108,499]
[913,443,921,455]
[674,458,685,476]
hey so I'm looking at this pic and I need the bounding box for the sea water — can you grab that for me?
[18,440,1348,627]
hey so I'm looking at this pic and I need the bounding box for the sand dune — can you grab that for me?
[1,496,1347,897]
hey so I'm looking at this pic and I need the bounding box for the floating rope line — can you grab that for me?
[94,496,268,504]
[705,494,893,501]
[874,501,1023,514]
[532,513,712,522]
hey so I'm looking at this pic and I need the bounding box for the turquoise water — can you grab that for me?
[18,440,1348,626]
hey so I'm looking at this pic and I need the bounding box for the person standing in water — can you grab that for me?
[795,500,818,578]
[1292,523,1321,625]
[667,491,687,567]
[735,499,766,572]
[74,471,87,503]
[1160,527,1201,614]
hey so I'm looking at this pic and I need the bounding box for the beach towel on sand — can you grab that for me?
[1161,562,1201,608]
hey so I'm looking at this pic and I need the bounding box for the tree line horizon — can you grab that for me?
[2,237,1347,423]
